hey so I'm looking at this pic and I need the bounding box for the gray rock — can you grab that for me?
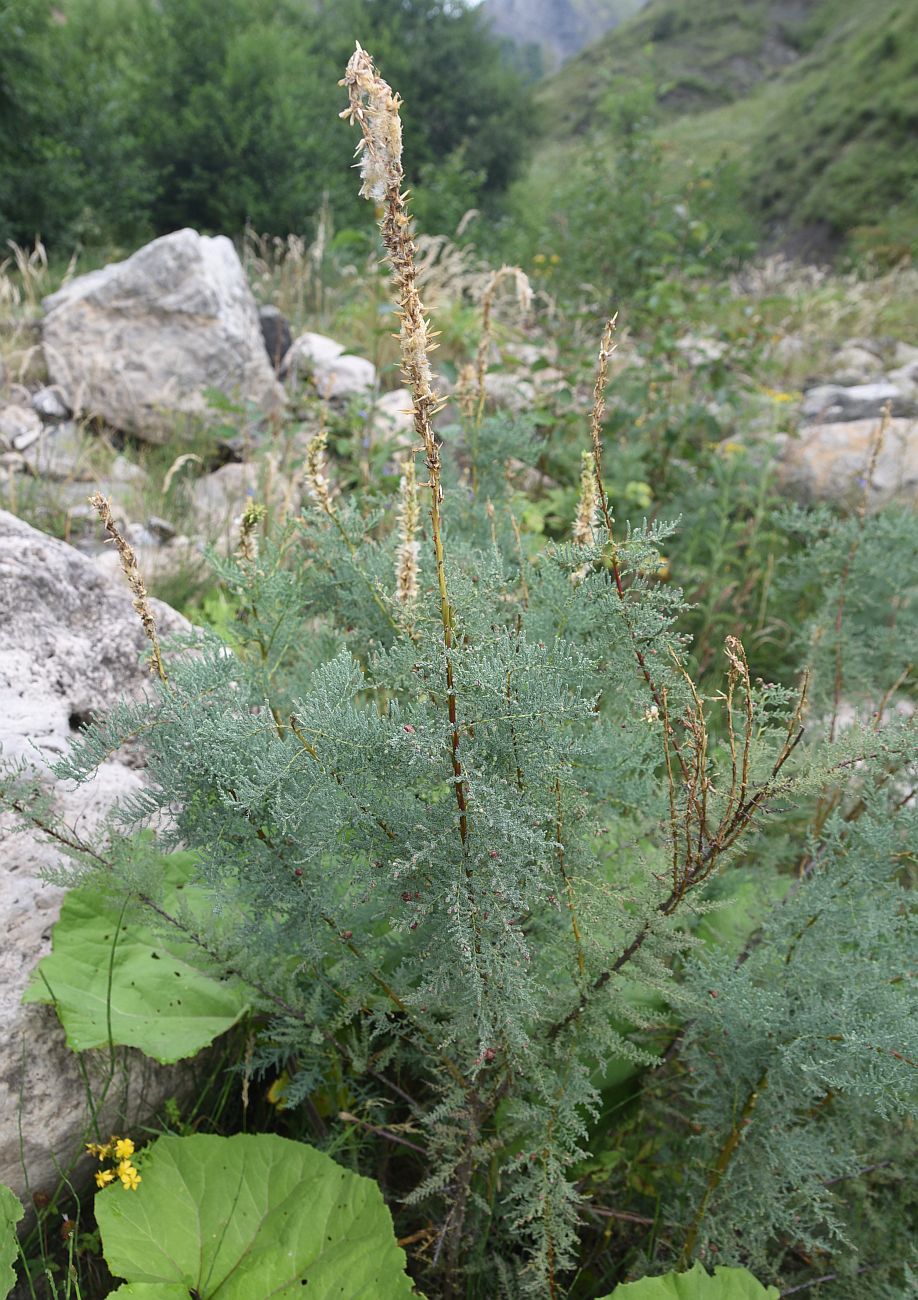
[19,422,94,481]
[93,533,202,585]
[369,388,415,448]
[42,229,285,442]
[893,341,918,366]
[0,404,42,453]
[778,417,917,507]
[31,386,71,420]
[887,360,918,402]
[484,371,536,411]
[675,333,728,366]
[0,511,190,1202]
[191,459,296,545]
[282,331,377,399]
[828,344,885,386]
[800,382,915,424]
[146,515,177,543]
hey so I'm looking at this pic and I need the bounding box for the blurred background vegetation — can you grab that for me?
[2,0,915,281]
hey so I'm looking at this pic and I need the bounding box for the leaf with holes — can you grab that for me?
[0,1184,23,1300]
[97,1133,418,1299]
[601,1262,780,1298]
[22,851,248,1063]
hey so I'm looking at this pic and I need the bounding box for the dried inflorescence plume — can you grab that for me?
[454,362,477,425]
[341,42,469,851]
[395,456,421,607]
[572,450,599,547]
[89,492,166,683]
[588,314,617,535]
[235,499,266,564]
[304,429,333,514]
[339,43,441,442]
[474,264,533,425]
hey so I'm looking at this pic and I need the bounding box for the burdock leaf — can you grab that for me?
[96,1133,418,1299]
[0,1184,23,1300]
[23,852,248,1063]
[602,1262,780,1298]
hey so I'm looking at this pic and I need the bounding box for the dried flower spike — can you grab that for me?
[304,429,333,513]
[474,265,533,425]
[89,493,166,683]
[341,43,469,848]
[395,456,421,607]
[572,451,598,547]
[235,499,266,563]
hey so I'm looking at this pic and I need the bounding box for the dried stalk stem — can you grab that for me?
[89,492,166,683]
[474,264,533,426]
[340,43,469,845]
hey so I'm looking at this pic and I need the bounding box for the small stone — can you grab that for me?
[19,422,94,481]
[675,333,727,366]
[282,332,376,399]
[146,515,177,542]
[369,388,415,448]
[828,344,885,386]
[31,386,71,420]
[191,459,294,546]
[124,522,160,549]
[887,360,918,401]
[0,403,42,452]
[800,381,915,424]
[484,372,536,412]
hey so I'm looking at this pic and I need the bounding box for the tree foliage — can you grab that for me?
[0,0,533,247]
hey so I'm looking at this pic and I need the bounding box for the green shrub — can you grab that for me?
[3,46,915,1300]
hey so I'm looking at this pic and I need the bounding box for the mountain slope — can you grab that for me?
[536,0,918,251]
[482,0,646,73]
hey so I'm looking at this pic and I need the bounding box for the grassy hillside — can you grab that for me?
[536,0,918,256]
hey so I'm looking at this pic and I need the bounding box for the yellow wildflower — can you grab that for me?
[761,386,794,402]
[85,1140,113,1160]
[95,1168,115,1189]
[118,1161,141,1191]
[533,253,546,265]
[113,1137,135,1161]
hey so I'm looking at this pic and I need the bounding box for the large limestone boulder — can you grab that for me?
[42,229,284,442]
[0,511,192,1202]
[777,417,917,507]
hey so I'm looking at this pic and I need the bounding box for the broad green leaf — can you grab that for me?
[109,1287,189,1298]
[23,852,248,1063]
[97,1133,418,1299]
[602,1261,780,1298]
[0,1184,23,1300]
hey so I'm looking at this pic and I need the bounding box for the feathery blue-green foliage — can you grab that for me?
[11,373,914,1296]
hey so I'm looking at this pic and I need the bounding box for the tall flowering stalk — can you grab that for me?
[395,455,420,607]
[474,264,533,426]
[89,492,166,684]
[571,450,599,547]
[340,43,469,846]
